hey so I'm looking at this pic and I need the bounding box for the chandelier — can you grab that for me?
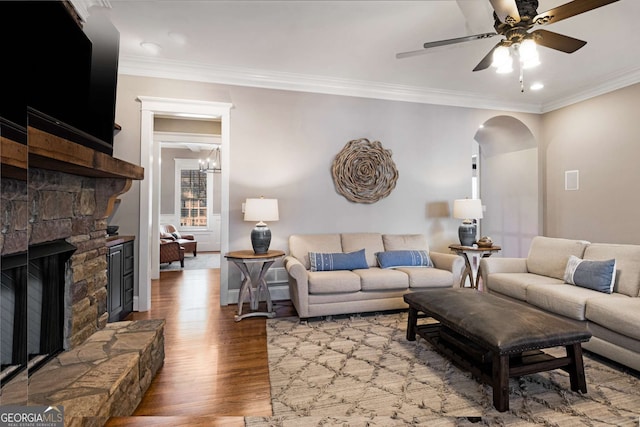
[199,146,221,173]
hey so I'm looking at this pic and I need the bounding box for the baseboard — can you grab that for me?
[226,283,290,306]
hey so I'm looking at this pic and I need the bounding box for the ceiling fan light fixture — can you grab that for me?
[496,62,514,74]
[491,45,512,72]
[519,39,540,69]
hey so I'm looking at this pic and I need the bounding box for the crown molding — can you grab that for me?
[119,55,640,115]
[118,56,542,114]
[540,65,640,113]
[69,0,112,22]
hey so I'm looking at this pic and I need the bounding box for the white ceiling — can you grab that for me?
[91,0,640,113]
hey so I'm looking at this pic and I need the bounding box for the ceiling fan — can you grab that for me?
[397,0,620,73]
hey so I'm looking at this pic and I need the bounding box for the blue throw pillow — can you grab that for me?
[309,249,369,272]
[563,255,616,293]
[375,250,433,269]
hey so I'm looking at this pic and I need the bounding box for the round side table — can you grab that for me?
[448,244,501,289]
[225,249,285,321]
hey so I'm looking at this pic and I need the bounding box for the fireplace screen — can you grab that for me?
[1,240,75,386]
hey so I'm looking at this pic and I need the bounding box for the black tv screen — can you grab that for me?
[1,1,119,155]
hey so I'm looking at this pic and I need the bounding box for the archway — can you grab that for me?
[474,116,539,257]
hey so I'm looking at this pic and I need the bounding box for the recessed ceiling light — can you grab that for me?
[530,82,544,91]
[140,42,161,55]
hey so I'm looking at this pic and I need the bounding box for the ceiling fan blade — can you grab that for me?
[396,48,433,59]
[532,29,587,53]
[533,0,620,26]
[396,32,497,59]
[473,42,503,72]
[423,32,497,49]
[489,0,520,25]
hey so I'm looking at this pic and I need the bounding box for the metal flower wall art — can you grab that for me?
[331,138,399,204]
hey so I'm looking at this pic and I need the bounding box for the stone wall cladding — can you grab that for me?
[0,177,28,255]
[3,168,130,350]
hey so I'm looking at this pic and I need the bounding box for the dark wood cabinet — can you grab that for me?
[107,236,135,322]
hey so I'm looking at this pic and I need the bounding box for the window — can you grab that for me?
[175,159,213,229]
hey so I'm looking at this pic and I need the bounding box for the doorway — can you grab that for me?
[474,115,539,257]
[137,97,232,312]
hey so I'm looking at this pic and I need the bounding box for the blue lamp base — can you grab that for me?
[251,224,272,254]
[458,222,477,247]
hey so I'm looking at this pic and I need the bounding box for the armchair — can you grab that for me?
[160,240,185,268]
[160,224,197,256]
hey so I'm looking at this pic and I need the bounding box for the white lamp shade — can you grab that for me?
[244,198,279,222]
[453,199,483,220]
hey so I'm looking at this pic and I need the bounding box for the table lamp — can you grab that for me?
[453,199,483,247]
[244,197,279,254]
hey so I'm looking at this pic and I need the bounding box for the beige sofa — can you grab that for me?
[284,233,464,319]
[480,236,640,372]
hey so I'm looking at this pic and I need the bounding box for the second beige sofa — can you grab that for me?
[480,236,640,372]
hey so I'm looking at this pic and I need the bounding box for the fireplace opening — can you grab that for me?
[1,240,76,386]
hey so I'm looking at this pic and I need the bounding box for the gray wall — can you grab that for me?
[118,74,640,296]
[112,74,530,292]
[541,83,640,243]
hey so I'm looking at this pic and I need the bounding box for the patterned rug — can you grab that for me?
[245,312,640,426]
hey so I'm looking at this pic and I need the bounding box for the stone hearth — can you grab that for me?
[2,319,165,427]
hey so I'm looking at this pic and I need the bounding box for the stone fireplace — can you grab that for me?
[1,127,164,425]
[1,166,130,378]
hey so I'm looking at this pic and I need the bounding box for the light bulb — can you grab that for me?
[520,39,540,69]
[491,45,511,69]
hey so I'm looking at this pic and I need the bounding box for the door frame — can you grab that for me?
[137,96,232,311]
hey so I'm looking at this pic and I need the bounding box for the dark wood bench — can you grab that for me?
[404,288,592,412]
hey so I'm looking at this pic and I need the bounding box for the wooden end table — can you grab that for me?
[225,249,284,322]
[449,244,501,289]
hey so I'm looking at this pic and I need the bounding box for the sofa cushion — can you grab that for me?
[397,267,453,288]
[289,234,342,270]
[376,250,433,269]
[308,270,362,294]
[585,295,640,341]
[486,273,563,301]
[563,255,616,294]
[341,233,384,267]
[382,234,430,252]
[526,284,601,321]
[584,243,640,297]
[309,249,368,272]
[354,268,409,291]
[526,236,589,280]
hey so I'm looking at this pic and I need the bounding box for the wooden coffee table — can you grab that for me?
[404,288,592,412]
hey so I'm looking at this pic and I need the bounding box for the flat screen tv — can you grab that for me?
[1,1,119,155]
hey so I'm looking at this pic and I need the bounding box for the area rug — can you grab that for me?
[159,252,220,271]
[245,312,640,426]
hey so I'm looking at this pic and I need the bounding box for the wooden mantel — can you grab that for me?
[28,127,144,180]
[2,127,143,181]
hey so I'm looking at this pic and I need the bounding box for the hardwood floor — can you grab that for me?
[105,268,295,426]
